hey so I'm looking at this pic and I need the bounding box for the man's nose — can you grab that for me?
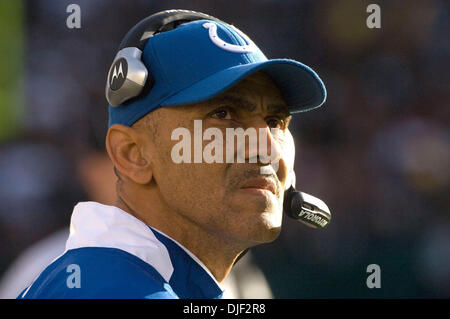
[246,122,282,166]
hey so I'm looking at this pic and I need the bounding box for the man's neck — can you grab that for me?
[114,194,243,283]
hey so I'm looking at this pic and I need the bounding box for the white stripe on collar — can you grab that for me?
[65,201,174,283]
[149,226,222,289]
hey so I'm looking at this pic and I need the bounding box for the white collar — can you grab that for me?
[65,201,221,288]
[66,201,174,282]
[148,226,222,288]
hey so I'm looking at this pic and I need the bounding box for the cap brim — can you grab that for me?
[160,59,326,113]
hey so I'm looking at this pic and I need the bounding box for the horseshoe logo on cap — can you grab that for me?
[203,22,257,53]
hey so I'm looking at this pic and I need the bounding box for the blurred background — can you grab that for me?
[0,0,448,298]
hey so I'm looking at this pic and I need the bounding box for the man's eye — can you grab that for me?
[211,108,233,120]
[266,117,283,129]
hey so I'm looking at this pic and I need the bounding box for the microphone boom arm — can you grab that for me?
[283,186,331,229]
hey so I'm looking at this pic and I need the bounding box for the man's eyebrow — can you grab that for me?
[207,95,290,116]
[209,96,256,112]
[266,103,291,117]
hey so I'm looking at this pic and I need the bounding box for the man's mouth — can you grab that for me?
[239,177,278,195]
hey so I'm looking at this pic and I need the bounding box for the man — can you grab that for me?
[18,10,326,299]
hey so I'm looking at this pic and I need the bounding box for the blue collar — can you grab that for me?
[65,202,224,299]
[149,227,223,299]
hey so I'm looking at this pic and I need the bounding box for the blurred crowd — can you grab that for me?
[0,0,448,298]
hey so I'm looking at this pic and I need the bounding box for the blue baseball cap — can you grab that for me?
[108,19,327,127]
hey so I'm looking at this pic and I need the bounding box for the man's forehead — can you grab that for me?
[203,72,288,113]
[161,72,289,116]
[207,94,289,115]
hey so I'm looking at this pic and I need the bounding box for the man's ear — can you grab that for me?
[105,124,152,185]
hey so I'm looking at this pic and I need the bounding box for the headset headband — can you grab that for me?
[106,10,225,107]
[118,10,223,51]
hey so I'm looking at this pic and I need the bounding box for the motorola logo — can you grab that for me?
[109,58,128,91]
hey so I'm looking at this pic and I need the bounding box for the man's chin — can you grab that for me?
[225,194,283,243]
[245,224,282,246]
[242,210,283,245]
[231,189,282,214]
[261,213,283,240]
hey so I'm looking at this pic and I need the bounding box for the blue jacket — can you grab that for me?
[18,202,223,299]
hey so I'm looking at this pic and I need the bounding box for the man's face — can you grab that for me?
[141,72,293,247]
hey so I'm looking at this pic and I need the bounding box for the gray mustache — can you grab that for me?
[230,167,282,196]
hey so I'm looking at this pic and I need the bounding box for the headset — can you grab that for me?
[106,9,331,229]
[284,186,331,229]
[106,9,224,107]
